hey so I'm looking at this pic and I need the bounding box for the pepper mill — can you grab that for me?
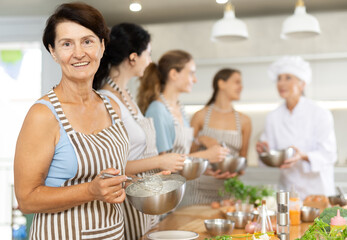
[276,191,290,240]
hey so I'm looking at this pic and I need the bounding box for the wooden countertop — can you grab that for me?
[141,205,312,240]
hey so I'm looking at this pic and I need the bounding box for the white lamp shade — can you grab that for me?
[281,6,321,39]
[129,1,142,12]
[211,10,249,42]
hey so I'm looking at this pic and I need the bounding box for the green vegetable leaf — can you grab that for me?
[220,177,274,205]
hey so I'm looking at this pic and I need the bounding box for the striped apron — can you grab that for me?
[195,104,242,203]
[159,94,195,208]
[29,89,129,240]
[107,80,160,240]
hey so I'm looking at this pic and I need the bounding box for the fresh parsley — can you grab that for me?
[220,177,274,205]
[296,218,347,240]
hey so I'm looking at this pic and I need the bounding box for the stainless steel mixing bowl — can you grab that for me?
[204,219,235,236]
[328,194,347,206]
[301,206,320,222]
[211,155,247,174]
[259,147,295,167]
[126,174,186,215]
[178,157,209,180]
[226,211,254,229]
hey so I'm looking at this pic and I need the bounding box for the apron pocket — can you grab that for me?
[81,223,124,240]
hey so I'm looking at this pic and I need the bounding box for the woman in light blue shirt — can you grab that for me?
[138,50,229,206]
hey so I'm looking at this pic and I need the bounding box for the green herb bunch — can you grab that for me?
[296,218,347,240]
[220,177,274,205]
[320,206,347,229]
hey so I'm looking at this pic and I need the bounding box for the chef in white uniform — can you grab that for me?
[256,56,337,200]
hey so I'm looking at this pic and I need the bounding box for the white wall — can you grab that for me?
[0,17,61,160]
[140,11,347,104]
[144,11,347,60]
[0,17,59,238]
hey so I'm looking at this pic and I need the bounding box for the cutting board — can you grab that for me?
[174,205,224,219]
[177,218,206,233]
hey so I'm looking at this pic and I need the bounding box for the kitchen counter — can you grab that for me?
[141,205,311,240]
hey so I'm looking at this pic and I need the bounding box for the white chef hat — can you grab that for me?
[268,56,312,84]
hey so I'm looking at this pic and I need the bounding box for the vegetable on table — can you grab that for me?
[296,215,347,240]
[320,206,347,227]
[245,221,257,234]
[219,177,274,205]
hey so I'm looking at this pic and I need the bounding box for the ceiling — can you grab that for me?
[1,0,347,25]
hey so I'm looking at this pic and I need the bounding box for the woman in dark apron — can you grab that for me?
[190,68,252,203]
[138,50,230,207]
[14,3,129,239]
[94,23,185,239]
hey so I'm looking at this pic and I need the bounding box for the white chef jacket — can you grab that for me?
[260,97,337,199]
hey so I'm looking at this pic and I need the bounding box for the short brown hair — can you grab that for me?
[42,2,109,52]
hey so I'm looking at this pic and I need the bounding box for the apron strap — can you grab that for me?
[107,79,139,120]
[203,104,213,130]
[47,89,74,134]
[205,103,241,134]
[234,111,241,134]
[47,89,121,135]
[94,89,121,123]
[159,93,188,126]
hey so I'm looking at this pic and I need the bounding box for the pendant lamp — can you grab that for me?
[281,0,321,39]
[211,2,249,42]
[129,0,142,12]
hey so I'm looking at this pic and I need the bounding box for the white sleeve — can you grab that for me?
[304,110,337,173]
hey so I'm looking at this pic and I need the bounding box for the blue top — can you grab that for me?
[145,100,189,153]
[36,98,114,187]
[35,100,78,187]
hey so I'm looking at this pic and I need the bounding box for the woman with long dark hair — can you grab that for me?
[94,23,184,239]
[190,68,252,202]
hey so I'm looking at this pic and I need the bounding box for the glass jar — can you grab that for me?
[289,188,301,225]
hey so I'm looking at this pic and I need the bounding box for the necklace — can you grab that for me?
[159,94,187,125]
[212,103,234,113]
[107,78,139,121]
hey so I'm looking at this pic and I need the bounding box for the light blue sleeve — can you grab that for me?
[145,101,175,153]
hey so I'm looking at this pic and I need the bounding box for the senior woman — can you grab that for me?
[14,3,128,239]
[256,56,337,200]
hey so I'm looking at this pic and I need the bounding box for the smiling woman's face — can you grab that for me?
[49,21,105,83]
[175,59,197,93]
[277,73,305,100]
[221,72,243,101]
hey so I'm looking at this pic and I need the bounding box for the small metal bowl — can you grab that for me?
[126,174,186,215]
[328,194,347,206]
[259,147,295,167]
[178,157,209,181]
[211,155,247,174]
[301,206,320,222]
[226,211,254,229]
[204,219,235,236]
